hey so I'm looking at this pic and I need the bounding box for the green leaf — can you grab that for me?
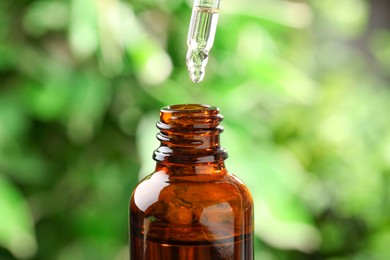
[0,176,37,259]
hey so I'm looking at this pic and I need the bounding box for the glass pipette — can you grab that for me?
[186,0,221,83]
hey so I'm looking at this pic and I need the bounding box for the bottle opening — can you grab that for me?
[161,104,217,112]
[159,104,222,128]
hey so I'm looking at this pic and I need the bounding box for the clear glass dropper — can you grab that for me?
[186,0,221,83]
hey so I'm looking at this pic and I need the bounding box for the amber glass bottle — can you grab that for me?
[129,104,253,260]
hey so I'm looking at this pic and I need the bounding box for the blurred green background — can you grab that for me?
[1,0,390,259]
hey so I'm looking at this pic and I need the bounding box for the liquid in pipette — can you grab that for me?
[186,6,219,83]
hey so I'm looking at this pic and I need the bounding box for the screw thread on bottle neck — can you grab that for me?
[153,104,228,165]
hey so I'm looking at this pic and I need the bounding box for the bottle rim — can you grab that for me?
[160,104,218,113]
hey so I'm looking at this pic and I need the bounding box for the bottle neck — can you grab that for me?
[153,104,228,171]
[155,162,227,177]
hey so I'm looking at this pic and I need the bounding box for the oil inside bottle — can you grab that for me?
[132,233,253,260]
[130,175,254,260]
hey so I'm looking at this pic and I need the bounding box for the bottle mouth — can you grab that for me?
[158,104,223,130]
[160,104,217,113]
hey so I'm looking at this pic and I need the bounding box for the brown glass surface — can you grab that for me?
[129,104,253,260]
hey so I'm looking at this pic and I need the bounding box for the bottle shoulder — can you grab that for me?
[130,169,253,215]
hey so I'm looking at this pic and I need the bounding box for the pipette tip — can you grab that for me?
[186,48,208,83]
[189,67,204,83]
